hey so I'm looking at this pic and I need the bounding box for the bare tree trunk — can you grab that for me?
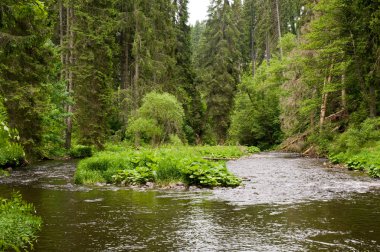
[133,12,140,111]
[65,5,74,149]
[341,74,347,112]
[320,64,333,129]
[310,87,317,128]
[250,3,256,77]
[122,35,130,90]
[59,0,65,80]
[133,39,140,111]
[266,31,270,66]
[275,0,283,59]
[251,27,256,77]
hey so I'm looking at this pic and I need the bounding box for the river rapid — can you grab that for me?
[1,152,380,251]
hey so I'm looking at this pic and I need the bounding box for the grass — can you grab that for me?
[0,193,42,251]
[74,145,260,188]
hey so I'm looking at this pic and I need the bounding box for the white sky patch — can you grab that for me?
[188,0,209,25]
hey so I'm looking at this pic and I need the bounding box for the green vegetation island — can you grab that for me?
[1,0,380,250]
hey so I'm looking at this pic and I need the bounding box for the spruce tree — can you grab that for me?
[200,0,243,142]
[72,0,119,148]
[0,0,54,157]
[173,0,204,143]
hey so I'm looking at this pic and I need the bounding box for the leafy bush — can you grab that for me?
[246,146,261,154]
[113,167,155,185]
[368,165,380,178]
[182,159,241,187]
[0,169,10,177]
[0,118,25,168]
[0,193,42,251]
[0,143,25,168]
[327,119,380,178]
[126,92,185,146]
[69,145,93,158]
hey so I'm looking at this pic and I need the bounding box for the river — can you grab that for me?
[1,152,379,251]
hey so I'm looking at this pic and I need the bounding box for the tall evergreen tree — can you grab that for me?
[72,0,118,148]
[173,0,204,143]
[0,0,54,157]
[199,0,243,142]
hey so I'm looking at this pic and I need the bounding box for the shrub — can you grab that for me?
[369,165,380,178]
[246,146,261,154]
[69,145,93,159]
[181,159,242,187]
[0,143,25,168]
[0,193,42,251]
[126,92,185,146]
[112,167,155,185]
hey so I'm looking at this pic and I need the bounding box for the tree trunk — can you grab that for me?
[266,31,270,66]
[251,27,256,77]
[65,5,74,149]
[369,82,377,117]
[275,0,283,59]
[250,3,256,77]
[133,2,140,111]
[320,64,333,129]
[59,0,65,80]
[341,74,347,112]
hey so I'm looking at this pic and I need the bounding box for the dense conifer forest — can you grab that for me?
[0,0,380,177]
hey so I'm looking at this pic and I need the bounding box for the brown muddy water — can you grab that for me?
[1,152,380,251]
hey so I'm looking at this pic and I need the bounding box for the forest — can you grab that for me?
[1,0,380,173]
[1,0,380,250]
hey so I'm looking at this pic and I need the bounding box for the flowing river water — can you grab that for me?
[1,152,380,251]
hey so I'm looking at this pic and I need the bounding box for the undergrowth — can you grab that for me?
[315,118,380,178]
[74,145,260,188]
[0,193,42,251]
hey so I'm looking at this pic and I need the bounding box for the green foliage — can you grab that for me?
[74,145,253,187]
[0,0,55,158]
[195,145,247,159]
[328,119,380,177]
[197,0,243,142]
[127,92,185,145]
[182,159,241,187]
[0,143,25,168]
[113,167,155,186]
[69,145,93,159]
[0,193,42,251]
[0,169,10,177]
[229,59,285,149]
[246,146,261,154]
[126,118,163,145]
[329,118,380,155]
[0,110,25,168]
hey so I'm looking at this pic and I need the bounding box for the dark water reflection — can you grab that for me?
[0,156,380,251]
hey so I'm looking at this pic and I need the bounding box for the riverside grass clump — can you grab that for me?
[74,146,259,188]
[0,193,42,251]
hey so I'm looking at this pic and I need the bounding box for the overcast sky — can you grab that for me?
[188,0,209,25]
